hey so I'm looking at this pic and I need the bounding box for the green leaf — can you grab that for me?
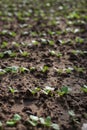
[6,120,16,126]
[45,116,52,126]
[13,114,21,121]
[51,123,60,130]
[28,120,38,126]
[81,85,87,93]
[68,110,75,117]
[0,52,4,58]
[4,50,12,55]
[5,66,19,73]
[0,69,6,75]
[39,117,45,125]
[61,86,69,93]
[48,40,54,46]
[30,115,39,122]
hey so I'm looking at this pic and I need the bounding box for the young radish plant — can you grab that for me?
[57,86,71,97]
[27,115,60,130]
[42,86,54,96]
[9,87,18,95]
[0,69,6,75]
[5,66,19,73]
[81,85,87,93]
[40,65,49,73]
[6,114,21,126]
[49,50,62,58]
[68,110,80,124]
[19,50,30,57]
[29,87,41,95]
[54,67,74,74]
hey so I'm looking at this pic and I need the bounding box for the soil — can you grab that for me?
[0,0,87,130]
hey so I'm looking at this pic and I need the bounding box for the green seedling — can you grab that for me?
[19,50,29,57]
[0,30,16,37]
[65,67,74,74]
[68,11,80,19]
[19,23,28,28]
[74,66,84,73]
[56,31,62,35]
[54,67,73,74]
[30,31,37,37]
[54,68,63,74]
[75,37,84,44]
[6,114,21,126]
[5,66,19,73]
[0,52,4,58]
[0,50,16,58]
[30,67,36,72]
[9,31,16,37]
[48,30,55,35]
[28,115,60,130]
[19,67,29,73]
[41,38,47,44]
[71,50,87,55]
[49,50,56,56]
[9,87,18,95]
[59,39,71,45]
[32,40,39,45]
[21,42,27,47]
[0,69,6,75]
[48,40,54,46]
[29,87,41,95]
[68,110,79,124]
[12,42,20,47]
[41,65,49,73]
[4,50,16,57]
[57,86,69,96]
[22,31,29,36]
[81,85,87,93]
[42,86,54,95]
[28,115,39,126]
[49,50,62,58]
[9,52,17,57]
[1,41,8,48]
[40,116,59,130]
[57,52,62,58]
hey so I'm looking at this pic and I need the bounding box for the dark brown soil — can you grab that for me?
[0,0,87,130]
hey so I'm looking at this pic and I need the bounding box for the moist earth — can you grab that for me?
[0,0,87,130]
